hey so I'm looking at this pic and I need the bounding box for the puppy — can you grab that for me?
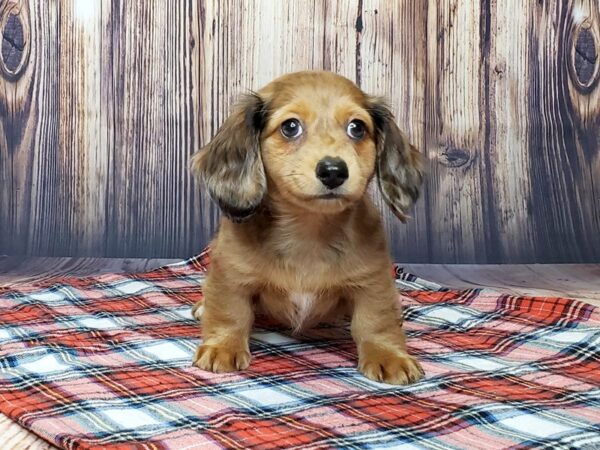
[190,71,424,385]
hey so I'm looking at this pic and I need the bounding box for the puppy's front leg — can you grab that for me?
[350,277,424,385]
[193,268,253,373]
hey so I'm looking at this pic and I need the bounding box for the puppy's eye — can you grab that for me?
[347,120,366,140]
[280,119,303,139]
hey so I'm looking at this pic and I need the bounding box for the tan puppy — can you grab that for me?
[190,71,424,385]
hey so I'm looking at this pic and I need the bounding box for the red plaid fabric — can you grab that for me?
[0,249,599,449]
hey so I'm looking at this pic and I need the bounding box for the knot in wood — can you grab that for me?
[1,11,28,79]
[439,147,471,168]
[571,22,599,93]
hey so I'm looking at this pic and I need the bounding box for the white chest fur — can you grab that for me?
[287,291,316,332]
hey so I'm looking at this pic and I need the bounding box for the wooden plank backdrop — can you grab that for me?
[0,0,598,263]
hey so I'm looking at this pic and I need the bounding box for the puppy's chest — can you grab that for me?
[270,239,350,284]
[273,252,347,290]
[242,219,363,289]
[287,291,317,327]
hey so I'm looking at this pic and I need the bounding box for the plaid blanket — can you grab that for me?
[0,250,599,450]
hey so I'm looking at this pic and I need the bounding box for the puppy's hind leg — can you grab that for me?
[191,299,205,321]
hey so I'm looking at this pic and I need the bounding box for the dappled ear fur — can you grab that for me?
[190,93,268,222]
[368,98,424,222]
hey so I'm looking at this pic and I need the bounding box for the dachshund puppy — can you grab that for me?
[190,71,424,385]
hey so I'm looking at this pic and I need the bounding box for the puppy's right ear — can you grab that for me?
[190,93,268,222]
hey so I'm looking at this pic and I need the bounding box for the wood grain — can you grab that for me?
[106,1,202,257]
[0,412,55,450]
[486,0,537,262]
[424,0,492,262]
[401,262,600,306]
[527,0,600,262]
[0,0,599,262]
[0,254,178,284]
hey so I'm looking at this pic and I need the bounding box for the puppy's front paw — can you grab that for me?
[193,343,251,373]
[358,344,424,385]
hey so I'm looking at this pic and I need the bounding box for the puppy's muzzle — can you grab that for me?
[316,156,349,189]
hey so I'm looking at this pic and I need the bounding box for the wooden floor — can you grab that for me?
[0,256,599,449]
[401,263,600,306]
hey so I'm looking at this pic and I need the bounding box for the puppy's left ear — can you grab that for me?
[190,93,268,222]
[368,98,425,222]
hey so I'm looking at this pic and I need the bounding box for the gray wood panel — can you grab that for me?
[0,0,599,262]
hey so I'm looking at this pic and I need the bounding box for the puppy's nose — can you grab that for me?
[315,157,349,189]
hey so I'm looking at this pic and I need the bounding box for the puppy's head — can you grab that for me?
[191,71,424,222]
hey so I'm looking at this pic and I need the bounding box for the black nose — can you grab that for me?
[315,157,349,189]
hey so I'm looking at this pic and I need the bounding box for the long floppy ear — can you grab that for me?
[368,98,425,223]
[190,93,268,222]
